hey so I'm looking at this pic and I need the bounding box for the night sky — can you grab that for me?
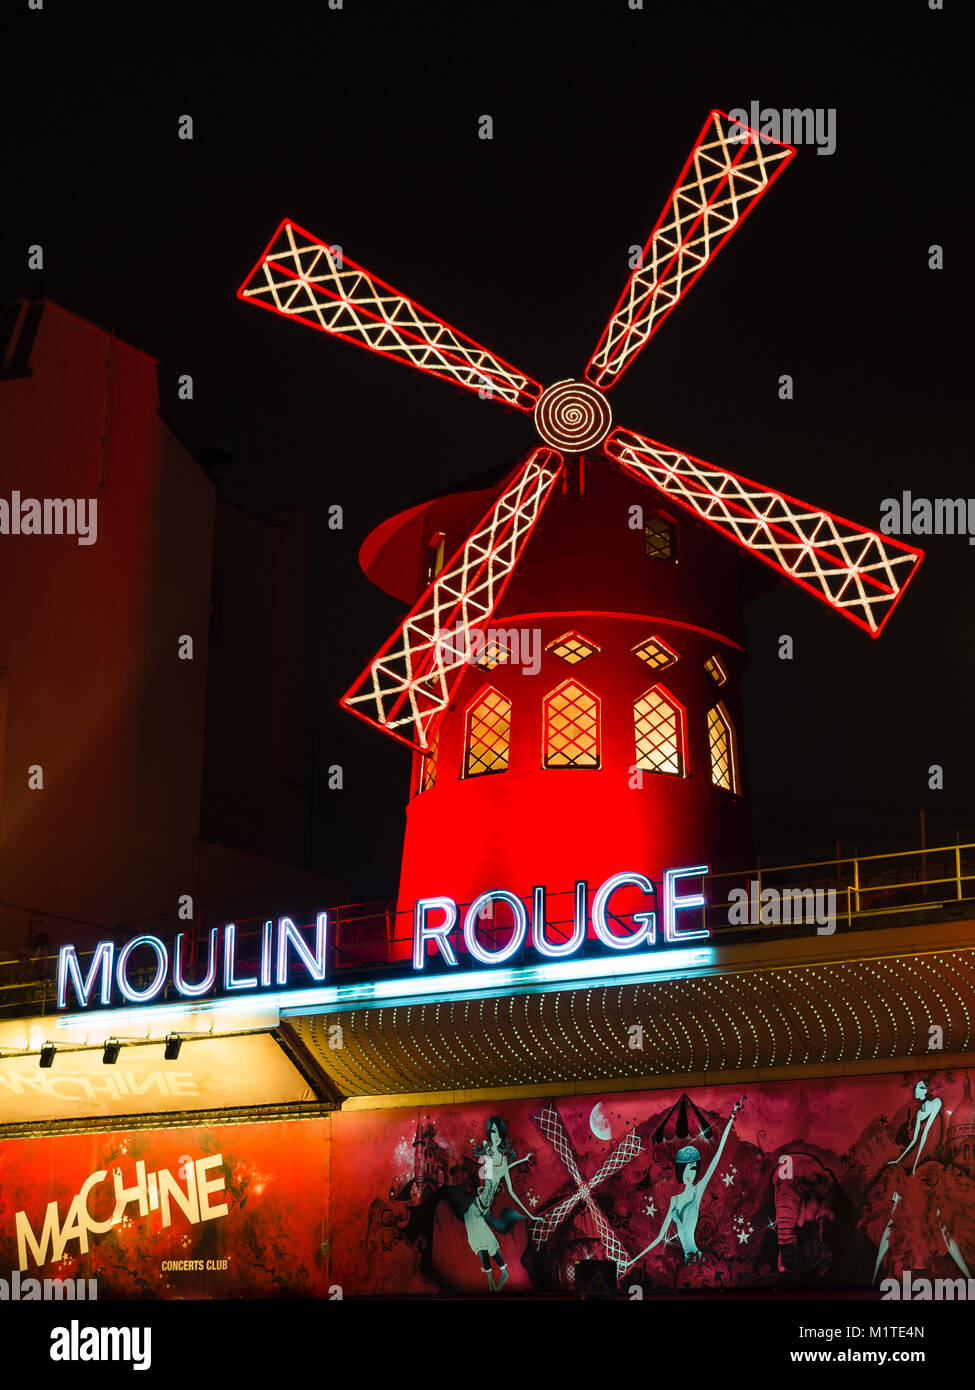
[4,0,970,900]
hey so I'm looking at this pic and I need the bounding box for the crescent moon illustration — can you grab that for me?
[590,1102,612,1141]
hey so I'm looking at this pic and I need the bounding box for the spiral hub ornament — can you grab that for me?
[534,379,613,452]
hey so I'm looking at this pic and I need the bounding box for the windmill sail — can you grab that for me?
[584,110,795,391]
[341,447,564,751]
[241,110,922,754]
[604,426,923,635]
[239,218,543,410]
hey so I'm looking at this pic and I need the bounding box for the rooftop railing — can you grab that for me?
[3,839,975,1020]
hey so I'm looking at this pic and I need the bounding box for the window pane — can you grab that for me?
[544,681,600,768]
[707,704,736,791]
[465,688,511,776]
[635,688,683,776]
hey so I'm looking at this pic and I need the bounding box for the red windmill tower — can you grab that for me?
[239,111,922,951]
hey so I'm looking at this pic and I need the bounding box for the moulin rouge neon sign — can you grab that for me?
[412,868,707,967]
[56,867,709,1013]
[57,916,330,1012]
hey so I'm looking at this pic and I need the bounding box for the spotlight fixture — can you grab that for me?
[164,1033,182,1061]
[39,1043,56,1069]
[102,1039,121,1065]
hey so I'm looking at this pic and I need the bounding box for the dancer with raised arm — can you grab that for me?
[625,1099,743,1270]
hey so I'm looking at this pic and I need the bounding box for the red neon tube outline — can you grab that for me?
[603,431,924,637]
[340,448,564,752]
[585,111,796,391]
[239,218,543,410]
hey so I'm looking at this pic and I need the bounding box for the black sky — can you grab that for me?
[4,0,971,898]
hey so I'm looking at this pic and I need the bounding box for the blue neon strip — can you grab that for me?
[54,947,713,1029]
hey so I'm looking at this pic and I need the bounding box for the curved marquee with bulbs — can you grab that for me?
[239,109,923,756]
[280,923,975,1099]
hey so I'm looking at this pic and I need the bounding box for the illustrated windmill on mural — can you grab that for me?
[239,111,923,927]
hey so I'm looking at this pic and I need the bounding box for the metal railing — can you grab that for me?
[3,839,975,1019]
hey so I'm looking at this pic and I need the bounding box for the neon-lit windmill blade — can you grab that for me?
[584,109,796,389]
[603,427,923,637]
[342,447,564,753]
[240,109,924,755]
[238,218,542,410]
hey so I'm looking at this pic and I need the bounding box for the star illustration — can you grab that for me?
[737,1224,753,1244]
[643,1199,657,1218]
[722,1171,735,1187]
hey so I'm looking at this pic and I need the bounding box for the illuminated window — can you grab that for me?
[704,654,727,686]
[707,702,738,792]
[634,686,685,776]
[425,530,446,585]
[546,630,600,664]
[644,511,677,561]
[633,635,679,671]
[420,726,439,793]
[464,687,511,777]
[476,635,509,670]
[543,680,600,768]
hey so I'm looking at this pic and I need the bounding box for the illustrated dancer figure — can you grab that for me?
[887,1079,944,1176]
[625,1098,743,1270]
[444,1116,533,1291]
[869,1079,971,1284]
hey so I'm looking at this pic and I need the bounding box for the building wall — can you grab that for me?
[0,302,215,949]
[3,1066,972,1297]
[0,1117,331,1296]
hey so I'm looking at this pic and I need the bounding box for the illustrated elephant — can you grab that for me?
[771,1151,858,1283]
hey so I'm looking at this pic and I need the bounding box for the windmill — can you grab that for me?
[239,110,923,937]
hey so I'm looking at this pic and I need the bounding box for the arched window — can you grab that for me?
[425,530,446,584]
[634,686,686,776]
[543,679,600,768]
[464,686,511,777]
[704,653,727,686]
[419,725,439,793]
[707,701,739,792]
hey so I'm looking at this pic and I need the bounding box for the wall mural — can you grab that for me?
[330,1069,975,1294]
[0,1118,331,1297]
[4,1070,974,1297]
